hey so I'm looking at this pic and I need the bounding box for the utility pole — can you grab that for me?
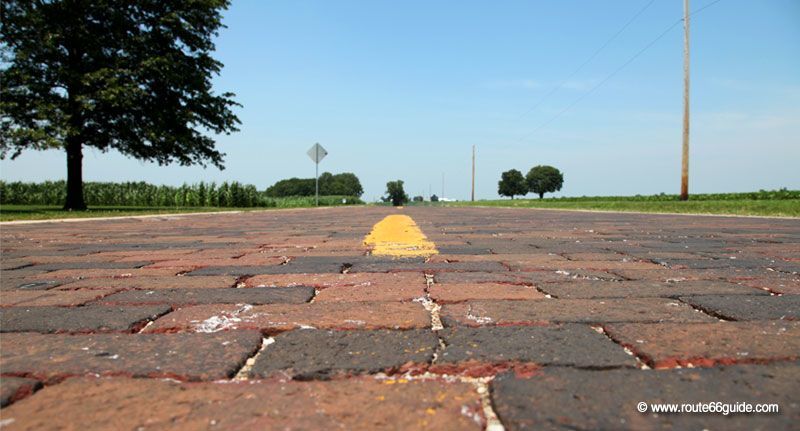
[471,145,476,201]
[680,0,690,201]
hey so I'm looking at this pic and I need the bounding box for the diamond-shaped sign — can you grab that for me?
[307,143,328,163]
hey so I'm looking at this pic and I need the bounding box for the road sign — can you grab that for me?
[307,143,327,163]
[307,143,327,206]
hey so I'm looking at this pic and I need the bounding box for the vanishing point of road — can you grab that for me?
[1,206,798,430]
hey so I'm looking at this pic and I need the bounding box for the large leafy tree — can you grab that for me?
[385,180,408,206]
[498,169,527,199]
[1,0,240,210]
[526,165,564,199]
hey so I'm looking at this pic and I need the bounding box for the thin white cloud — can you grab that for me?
[484,79,542,90]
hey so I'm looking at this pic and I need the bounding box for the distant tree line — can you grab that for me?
[498,165,564,199]
[0,181,363,207]
[265,172,363,197]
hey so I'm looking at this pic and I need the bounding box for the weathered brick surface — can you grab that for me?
[0,290,116,307]
[246,271,423,289]
[0,331,261,383]
[28,268,190,280]
[0,305,171,333]
[250,329,438,379]
[246,272,427,302]
[434,271,524,284]
[0,377,42,408]
[3,279,64,292]
[144,255,285,269]
[20,261,152,271]
[429,283,546,303]
[314,282,425,302]
[520,269,625,282]
[440,299,714,327]
[0,376,484,430]
[504,259,663,272]
[98,286,314,306]
[679,295,800,320]
[57,275,238,290]
[2,206,799,428]
[491,364,800,431]
[538,280,765,299]
[735,273,800,295]
[350,260,508,274]
[605,321,800,368]
[146,302,431,333]
[435,325,635,371]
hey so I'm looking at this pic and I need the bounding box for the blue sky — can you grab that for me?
[2,0,799,201]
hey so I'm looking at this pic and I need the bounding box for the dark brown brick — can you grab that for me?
[680,295,800,320]
[435,325,635,371]
[0,305,171,333]
[605,321,800,368]
[0,290,116,307]
[491,364,800,431]
[440,299,714,327]
[146,302,430,333]
[250,329,438,379]
[0,377,41,407]
[0,331,262,383]
[429,283,546,303]
[58,275,238,290]
[0,376,484,430]
[98,286,314,306]
[538,280,765,299]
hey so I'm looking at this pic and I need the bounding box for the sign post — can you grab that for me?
[307,143,328,206]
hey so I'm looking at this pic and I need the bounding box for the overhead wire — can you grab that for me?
[512,0,658,123]
[516,0,725,143]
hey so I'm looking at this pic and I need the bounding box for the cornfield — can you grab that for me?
[545,189,800,202]
[0,181,363,208]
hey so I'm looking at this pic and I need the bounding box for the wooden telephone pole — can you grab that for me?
[680,0,690,201]
[471,145,476,201]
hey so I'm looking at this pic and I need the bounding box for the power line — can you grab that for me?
[517,0,724,143]
[513,0,657,123]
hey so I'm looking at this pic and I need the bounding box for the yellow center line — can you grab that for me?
[364,214,438,258]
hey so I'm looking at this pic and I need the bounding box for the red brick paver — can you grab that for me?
[1,206,798,429]
[1,377,485,430]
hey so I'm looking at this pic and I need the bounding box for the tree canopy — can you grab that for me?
[265,172,363,197]
[0,0,240,209]
[526,165,564,199]
[385,180,408,206]
[498,169,528,199]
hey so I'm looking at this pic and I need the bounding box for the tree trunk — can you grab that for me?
[64,138,87,210]
[539,192,544,199]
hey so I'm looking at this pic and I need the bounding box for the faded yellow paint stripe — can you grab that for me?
[364,214,438,258]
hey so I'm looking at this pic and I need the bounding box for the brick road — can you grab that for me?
[0,206,798,430]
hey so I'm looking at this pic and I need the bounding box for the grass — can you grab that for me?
[0,205,269,221]
[0,201,362,222]
[446,199,800,217]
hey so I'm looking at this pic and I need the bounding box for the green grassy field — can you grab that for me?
[446,199,800,217]
[0,205,268,221]
[0,200,362,222]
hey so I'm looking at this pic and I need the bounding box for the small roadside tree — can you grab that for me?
[430,194,439,202]
[498,169,527,199]
[526,165,564,199]
[412,195,424,202]
[385,180,408,206]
